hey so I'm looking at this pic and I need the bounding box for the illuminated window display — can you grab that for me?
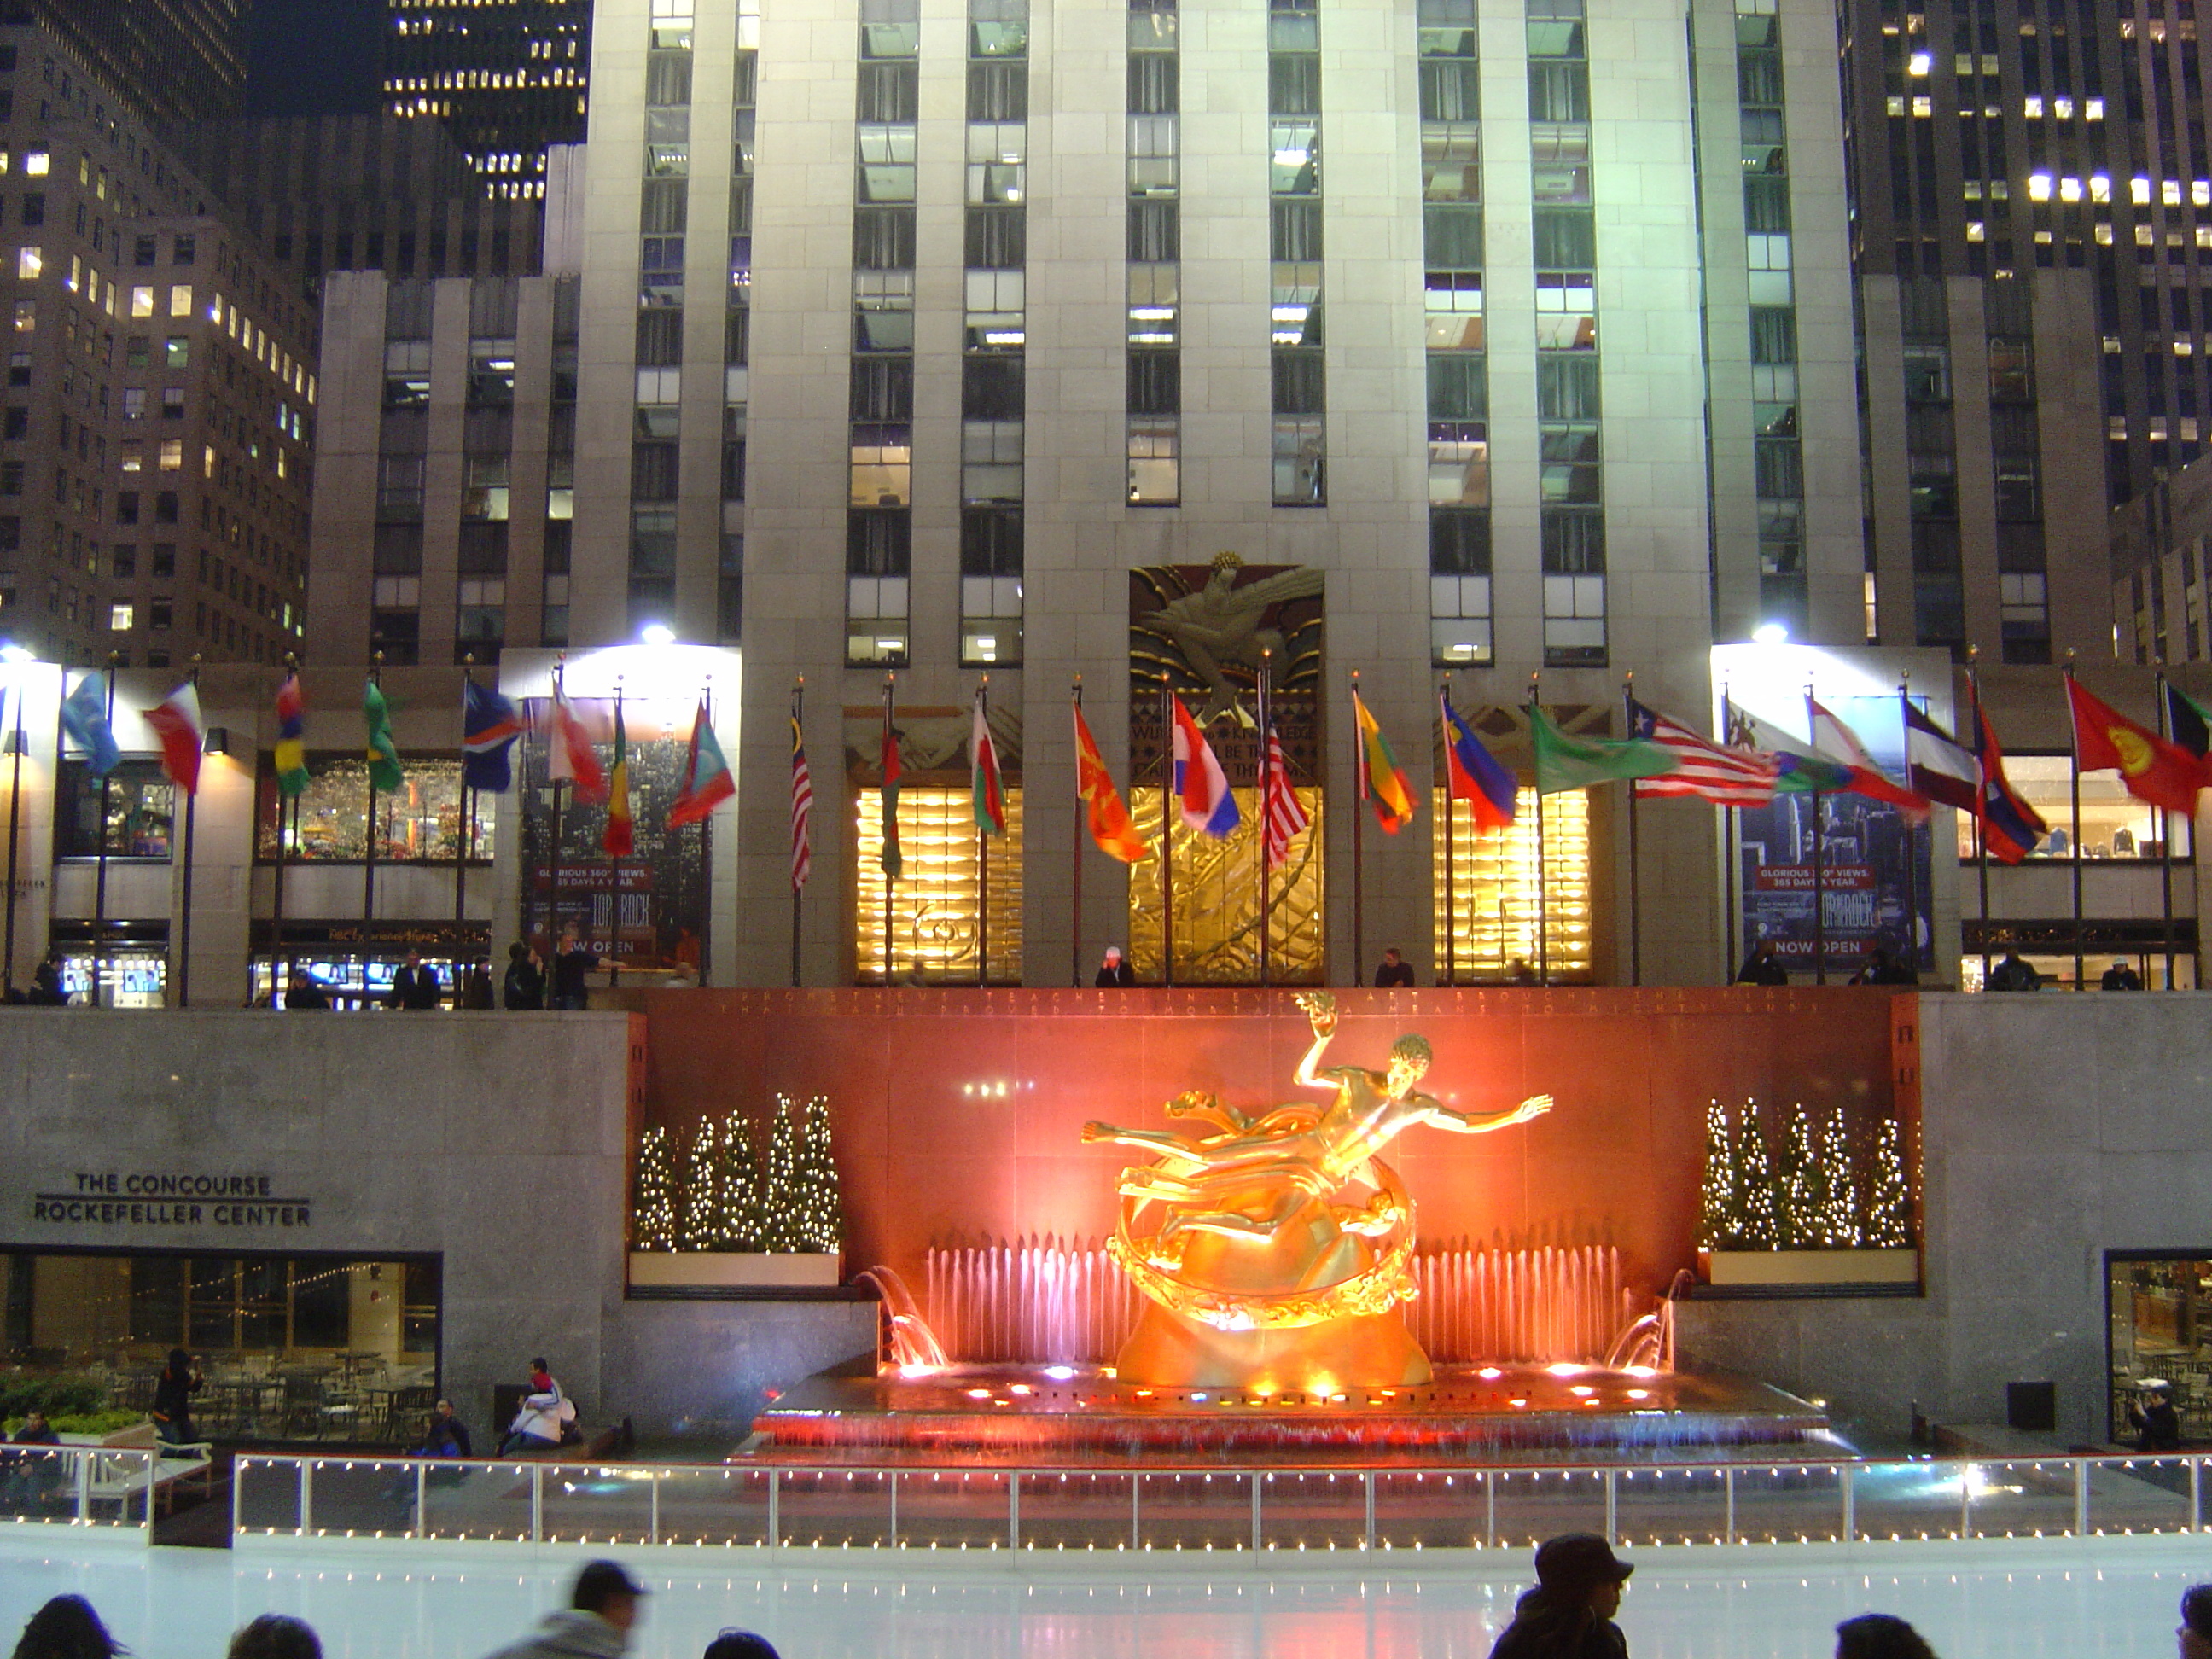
[55,760,174,860]
[2110,1253,2212,1445]
[257,756,495,863]
[1954,754,2193,860]
[1432,787,1592,981]
[855,786,1023,984]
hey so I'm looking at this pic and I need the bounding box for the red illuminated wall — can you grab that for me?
[622,987,1901,1296]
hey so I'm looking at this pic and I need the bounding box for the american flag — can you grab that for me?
[789,714,813,889]
[1627,696,1780,806]
[1261,719,1310,869]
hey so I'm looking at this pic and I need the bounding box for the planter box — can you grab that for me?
[1703,1248,1920,1286]
[628,1251,842,1289]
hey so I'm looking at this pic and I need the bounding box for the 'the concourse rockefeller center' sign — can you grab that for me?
[31,1172,313,1229]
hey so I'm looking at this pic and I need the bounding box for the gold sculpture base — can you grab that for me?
[1115,1301,1433,1393]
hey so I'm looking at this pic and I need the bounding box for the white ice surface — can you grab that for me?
[3,1531,2208,1659]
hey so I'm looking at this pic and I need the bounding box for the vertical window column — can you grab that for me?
[847,0,920,666]
[1900,275,1962,649]
[633,0,695,634]
[961,0,1027,665]
[1736,0,1805,637]
[542,276,578,645]
[1126,0,1180,505]
[459,280,517,663]
[1269,0,1324,506]
[1985,275,2048,662]
[371,277,430,663]
[1528,0,1602,666]
[721,3,759,643]
[1420,0,1488,664]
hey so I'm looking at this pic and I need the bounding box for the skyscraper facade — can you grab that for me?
[382,0,590,199]
[6,0,248,129]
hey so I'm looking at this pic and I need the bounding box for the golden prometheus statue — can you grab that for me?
[1083,991,1551,1391]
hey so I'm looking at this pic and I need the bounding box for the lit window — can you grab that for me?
[119,440,142,473]
[15,247,37,280]
[169,285,192,317]
[2027,172,2052,201]
[157,439,182,471]
[108,602,132,632]
[2133,177,2152,205]
[130,285,153,317]
[1907,50,1930,74]
[22,153,45,177]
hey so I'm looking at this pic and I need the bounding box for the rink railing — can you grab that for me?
[228,1451,2212,1552]
[0,1444,160,1533]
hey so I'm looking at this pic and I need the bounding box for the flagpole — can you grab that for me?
[456,658,474,974]
[2157,666,2178,990]
[272,654,294,1006]
[975,677,990,988]
[1807,679,1825,986]
[2065,652,2084,991]
[1623,671,1640,987]
[1350,669,1366,988]
[1899,672,1920,979]
[364,655,383,937]
[1440,677,1456,988]
[1967,649,1992,990]
[1258,650,1271,989]
[790,677,805,988]
[2,655,23,996]
[1070,676,1083,987]
[881,670,896,986]
[1720,685,1738,983]
[1161,677,1176,987]
[176,659,200,1009]
[697,682,713,989]
[1530,672,1547,987]
[608,678,623,975]
[550,655,568,975]
[90,653,116,1007]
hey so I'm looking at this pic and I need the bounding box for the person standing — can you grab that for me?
[1093,946,1136,988]
[480,1561,646,1659]
[1986,949,2041,992]
[1734,939,1789,986]
[29,950,64,1005]
[461,961,497,1009]
[9,1595,126,1659]
[1487,1534,1633,1659]
[149,1348,201,1447]
[2129,1382,2183,1451]
[228,1617,323,1659]
[286,971,331,1010]
[2177,1584,2212,1659]
[504,941,546,1010]
[1372,947,1416,987]
[550,927,593,1010]
[1834,1614,1940,1659]
[387,951,444,1010]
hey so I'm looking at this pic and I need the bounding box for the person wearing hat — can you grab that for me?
[2179,1583,2212,1659]
[2129,1380,2184,1452]
[1094,946,1137,988]
[480,1560,647,1659]
[1487,1533,1633,1659]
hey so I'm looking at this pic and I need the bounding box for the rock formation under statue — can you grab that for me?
[1083,991,1551,1392]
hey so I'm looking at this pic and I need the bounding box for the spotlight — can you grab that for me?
[1751,621,1790,645]
[640,623,677,646]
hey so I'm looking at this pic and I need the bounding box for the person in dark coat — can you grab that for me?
[504,941,545,1010]
[550,928,592,1010]
[150,1348,201,1446]
[227,1616,322,1659]
[1834,1613,1940,1659]
[1734,939,1790,986]
[1987,949,2040,991]
[0,1409,61,1510]
[2101,958,2145,991]
[461,962,496,1009]
[1487,1534,1633,1659]
[28,950,64,1005]
[9,1594,125,1659]
[1372,947,1416,988]
[385,951,444,1010]
[2129,1382,2183,1452]
[286,971,330,1010]
[2178,1583,2212,1659]
[1093,946,1136,988]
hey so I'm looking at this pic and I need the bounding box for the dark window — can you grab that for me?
[968,207,1027,267]
[853,207,917,269]
[1430,506,1492,573]
[847,509,911,574]
[967,60,1027,120]
[1532,207,1595,268]
[1272,350,1324,415]
[962,355,1023,421]
[1128,53,1177,114]
[1423,205,1483,269]
[1271,200,1321,261]
[852,356,914,421]
[1426,354,1487,421]
[859,61,918,121]
[1127,201,1178,263]
[1126,351,1180,416]
[960,506,1023,574]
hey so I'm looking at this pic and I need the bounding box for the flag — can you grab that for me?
[602,700,633,858]
[1971,703,2048,864]
[462,678,523,793]
[879,716,903,878]
[789,714,813,889]
[142,682,204,796]
[1074,701,1147,863]
[1528,703,1675,795]
[364,678,404,793]
[971,695,1007,835]
[1351,687,1417,832]
[1900,696,1979,813]
[1441,687,1516,830]
[61,673,118,778]
[274,671,308,797]
[2066,674,2208,817]
[1626,696,1778,806]
[668,699,735,827]
[549,684,608,804]
[1260,718,1311,870]
[2166,681,2212,760]
[1170,695,1240,836]
[1724,697,1854,794]
[1807,696,1931,817]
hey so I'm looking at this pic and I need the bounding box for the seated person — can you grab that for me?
[0,1410,64,1512]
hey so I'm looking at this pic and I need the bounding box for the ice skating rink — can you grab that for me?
[3,1532,2207,1659]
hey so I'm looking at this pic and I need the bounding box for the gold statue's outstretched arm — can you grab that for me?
[1292,989,1338,1090]
[1424,1092,1553,1134]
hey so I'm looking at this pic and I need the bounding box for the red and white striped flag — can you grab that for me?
[789,713,813,890]
[1261,719,1310,870]
[1627,696,1779,806]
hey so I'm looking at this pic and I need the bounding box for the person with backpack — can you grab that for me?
[503,941,544,1010]
[497,1358,574,1456]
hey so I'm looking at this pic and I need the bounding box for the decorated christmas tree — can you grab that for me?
[788,1095,843,1253]
[1697,1101,1737,1249]
[1731,1101,1779,1248]
[1773,1108,1824,1248]
[1815,1109,1861,1246]
[633,1126,677,1251]
[756,1094,803,1253]
[1864,1116,1913,1247]
[679,1117,720,1250]
[713,1107,763,1252]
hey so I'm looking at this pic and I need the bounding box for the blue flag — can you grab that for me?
[61,673,118,778]
[462,677,523,793]
[1440,686,1516,830]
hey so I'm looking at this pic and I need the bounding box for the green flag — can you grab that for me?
[364,679,404,793]
[1528,703,1675,795]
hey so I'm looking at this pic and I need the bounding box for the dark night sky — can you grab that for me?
[244,0,384,118]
